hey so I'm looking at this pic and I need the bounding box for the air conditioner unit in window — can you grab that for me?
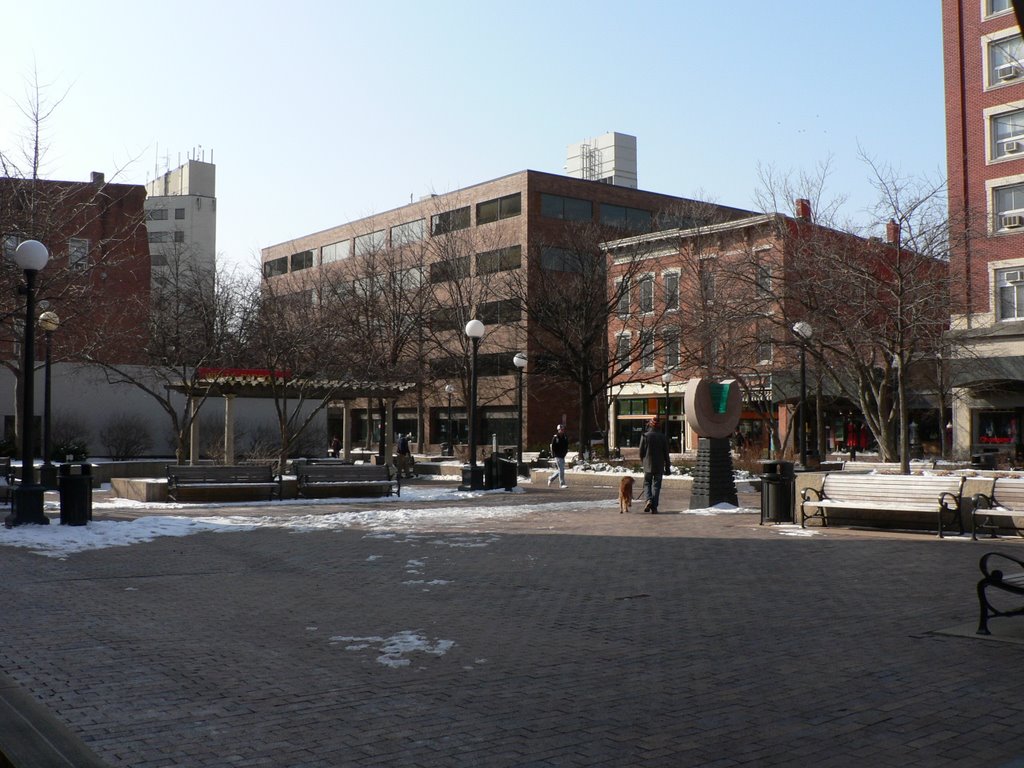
[1006,140,1023,154]
[997,63,1022,81]
[1006,270,1024,283]
[1002,214,1024,229]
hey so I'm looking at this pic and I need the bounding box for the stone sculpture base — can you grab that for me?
[689,437,738,509]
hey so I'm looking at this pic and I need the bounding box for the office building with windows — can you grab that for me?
[261,170,751,453]
[943,0,1024,460]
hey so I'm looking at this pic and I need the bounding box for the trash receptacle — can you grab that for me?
[497,458,518,491]
[58,463,92,526]
[483,456,496,490]
[760,460,794,524]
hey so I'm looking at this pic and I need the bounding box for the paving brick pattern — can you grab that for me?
[1,480,1024,766]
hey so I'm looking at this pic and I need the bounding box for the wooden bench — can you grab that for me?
[166,465,281,503]
[296,463,399,498]
[977,551,1024,634]
[800,473,965,536]
[969,477,1024,540]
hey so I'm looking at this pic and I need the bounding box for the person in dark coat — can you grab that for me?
[638,416,671,513]
[547,424,570,488]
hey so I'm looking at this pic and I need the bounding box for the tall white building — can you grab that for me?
[564,132,638,188]
[144,158,217,288]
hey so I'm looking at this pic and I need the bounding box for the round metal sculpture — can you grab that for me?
[683,378,742,439]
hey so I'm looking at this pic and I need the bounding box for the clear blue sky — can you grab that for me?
[0,0,945,273]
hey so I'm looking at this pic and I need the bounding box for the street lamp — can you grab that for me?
[462,319,486,490]
[444,383,454,457]
[661,371,672,437]
[792,321,813,468]
[514,352,527,475]
[38,310,60,490]
[5,240,50,527]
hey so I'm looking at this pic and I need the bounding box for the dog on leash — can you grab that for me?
[619,476,635,514]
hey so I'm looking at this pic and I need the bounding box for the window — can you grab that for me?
[639,275,654,313]
[476,245,521,274]
[148,231,171,244]
[989,34,1024,86]
[998,267,1024,319]
[992,109,1024,159]
[322,239,350,264]
[994,182,1024,230]
[390,219,425,247]
[540,245,597,272]
[263,256,288,278]
[663,272,679,310]
[70,237,90,267]
[146,208,168,221]
[616,277,630,316]
[663,328,680,369]
[429,256,470,283]
[640,331,655,370]
[477,299,521,325]
[616,333,631,370]
[540,193,592,221]
[476,193,521,225]
[174,208,185,220]
[757,331,773,363]
[988,0,1013,16]
[700,267,716,301]
[600,203,652,231]
[431,206,470,236]
[756,263,772,296]
[151,253,167,267]
[174,230,185,243]
[354,229,385,256]
[291,250,314,271]
[430,307,462,331]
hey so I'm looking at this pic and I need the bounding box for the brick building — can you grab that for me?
[943,0,1024,460]
[261,170,751,455]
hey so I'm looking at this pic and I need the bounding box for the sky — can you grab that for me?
[0,1,946,275]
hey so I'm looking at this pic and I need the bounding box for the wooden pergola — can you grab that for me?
[170,368,416,466]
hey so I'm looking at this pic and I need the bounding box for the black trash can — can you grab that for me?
[760,460,794,524]
[58,463,92,526]
[482,456,496,490]
[497,458,518,491]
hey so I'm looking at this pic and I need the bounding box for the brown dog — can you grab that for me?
[619,476,635,514]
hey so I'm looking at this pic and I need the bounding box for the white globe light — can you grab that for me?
[13,240,49,272]
[513,352,527,369]
[792,321,813,341]
[465,319,485,339]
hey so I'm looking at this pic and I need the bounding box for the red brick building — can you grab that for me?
[943,0,1024,460]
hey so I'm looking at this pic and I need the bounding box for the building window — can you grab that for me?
[663,328,680,369]
[994,182,1024,230]
[291,250,314,271]
[540,245,596,272]
[600,203,652,231]
[616,333,631,370]
[989,34,1024,86]
[757,332,773,363]
[988,0,1013,17]
[148,231,170,244]
[540,193,592,221]
[429,256,470,283]
[756,264,772,296]
[476,193,521,225]
[146,208,168,221]
[992,109,1024,160]
[354,229,386,256]
[390,219,425,247]
[616,277,630,316]
[998,267,1024,319]
[700,267,716,301]
[638,274,654,313]
[640,331,655,370]
[477,298,521,325]
[322,239,350,264]
[663,272,679,310]
[175,208,185,220]
[476,245,521,274]
[430,307,462,332]
[68,238,89,269]
[174,230,185,243]
[151,253,168,267]
[263,256,288,278]
[431,206,471,236]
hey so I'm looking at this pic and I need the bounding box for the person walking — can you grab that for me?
[639,416,671,513]
[329,435,341,458]
[397,433,414,478]
[547,424,569,488]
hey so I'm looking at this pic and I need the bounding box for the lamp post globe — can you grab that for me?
[513,353,527,475]
[461,319,486,490]
[6,240,50,527]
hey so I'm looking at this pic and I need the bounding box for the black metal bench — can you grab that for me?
[969,477,1024,540]
[800,473,965,536]
[977,551,1024,634]
[166,465,281,502]
[0,457,14,506]
[296,463,399,498]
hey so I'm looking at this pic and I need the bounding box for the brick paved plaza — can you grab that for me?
[1,479,1023,767]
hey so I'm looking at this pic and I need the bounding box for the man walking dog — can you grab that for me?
[639,416,671,513]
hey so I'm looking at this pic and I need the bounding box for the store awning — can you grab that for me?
[950,355,1024,392]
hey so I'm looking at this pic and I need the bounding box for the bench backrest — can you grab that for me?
[167,465,275,483]
[822,473,963,503]
[992,477,1024,510]
[298,464,391,483]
